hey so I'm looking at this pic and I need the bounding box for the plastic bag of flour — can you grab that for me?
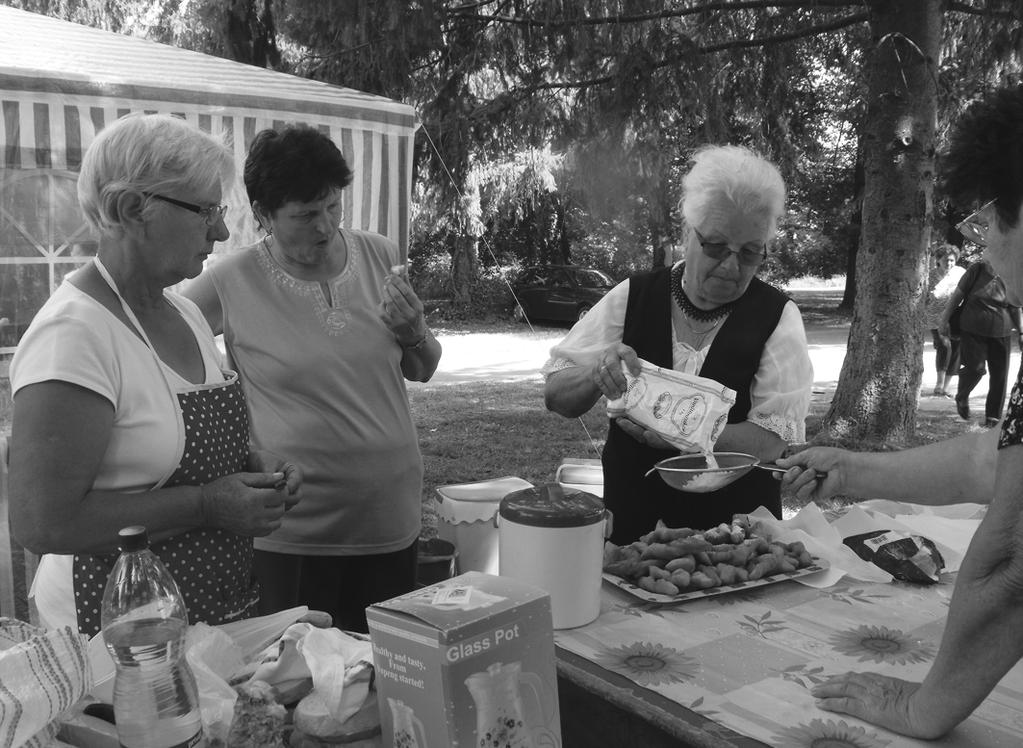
[606,359,736,452]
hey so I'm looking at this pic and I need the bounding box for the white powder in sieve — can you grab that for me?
[679,451,720,490]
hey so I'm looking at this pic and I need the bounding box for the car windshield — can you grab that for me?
[574,269,614,288]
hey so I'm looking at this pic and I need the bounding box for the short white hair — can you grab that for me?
[78,113,234,233]
[680,145,786,234]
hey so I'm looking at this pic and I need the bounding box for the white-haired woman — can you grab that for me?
[7,113,302,636]
[543,145,813,544]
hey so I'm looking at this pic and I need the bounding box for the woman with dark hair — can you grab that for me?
[939,255,1022,425]
[185,125,441,632]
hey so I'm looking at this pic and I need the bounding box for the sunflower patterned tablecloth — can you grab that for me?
[554,570,1023,748]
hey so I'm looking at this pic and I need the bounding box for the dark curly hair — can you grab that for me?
[941,85,1023,229]
[243,125,354,215]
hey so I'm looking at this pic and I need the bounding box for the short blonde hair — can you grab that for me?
[78,113,234,233]
[680,145,786,234]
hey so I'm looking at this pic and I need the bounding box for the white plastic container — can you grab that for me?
[555,457,604,498]
[498,484,611,629]
[435,476,533,575]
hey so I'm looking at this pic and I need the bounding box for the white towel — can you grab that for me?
[0,617,91,748]
[242,623,375,737]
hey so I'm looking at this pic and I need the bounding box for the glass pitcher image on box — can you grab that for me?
[389,697,428,748]
[465,661,557,748]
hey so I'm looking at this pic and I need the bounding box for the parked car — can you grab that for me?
[511,265,615,323]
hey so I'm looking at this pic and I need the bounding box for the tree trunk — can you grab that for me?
[823,0,940,443]
[648,172,676,269]
[840,143,866,311]
[556,197,572,265]
[841,239,858,311]
[450,234,478,306]
[224,0,279,67]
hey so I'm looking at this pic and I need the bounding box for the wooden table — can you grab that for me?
[553,505,1023,748]
[557,646,765,747]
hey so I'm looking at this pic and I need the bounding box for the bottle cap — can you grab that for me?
[118,525,149,552]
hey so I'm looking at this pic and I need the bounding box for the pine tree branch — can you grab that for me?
[701,9,868,52]
[520,10,868,91]
[946,1,1012,18]
[450,0,502,11]
[450,0,864,28]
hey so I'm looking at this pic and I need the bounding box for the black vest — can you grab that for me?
[603,266,789,544]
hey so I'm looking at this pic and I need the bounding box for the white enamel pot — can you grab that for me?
[497,483,612,629]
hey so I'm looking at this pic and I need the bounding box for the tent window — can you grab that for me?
[0,169,96,353]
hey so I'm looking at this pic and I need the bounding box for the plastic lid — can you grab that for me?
[435,476,534,502]
[499,484,605,527]
[118,525,149,552]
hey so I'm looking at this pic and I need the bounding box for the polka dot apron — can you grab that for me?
[71,260,259,638]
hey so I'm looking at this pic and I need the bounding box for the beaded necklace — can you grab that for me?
[670,263,737,323]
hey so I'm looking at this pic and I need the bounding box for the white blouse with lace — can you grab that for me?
[540,271,814,444]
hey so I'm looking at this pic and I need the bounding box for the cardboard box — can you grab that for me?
[367,571,562,748]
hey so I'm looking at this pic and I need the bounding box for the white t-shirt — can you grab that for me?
[541,271,814,444]
[10,281,226,630]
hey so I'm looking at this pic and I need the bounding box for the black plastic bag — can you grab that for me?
[843,529,945,585]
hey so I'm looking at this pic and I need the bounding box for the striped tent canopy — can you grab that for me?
[0,5,418,247]
[0,5,418,356]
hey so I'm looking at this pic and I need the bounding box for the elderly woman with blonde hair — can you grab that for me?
[7,113,302,636]
[543,145,813,544]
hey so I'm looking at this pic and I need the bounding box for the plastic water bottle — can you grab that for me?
[100,526,206,748]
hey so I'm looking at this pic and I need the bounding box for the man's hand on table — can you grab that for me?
[812,672,950,740]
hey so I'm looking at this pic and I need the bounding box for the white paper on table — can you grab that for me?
[747,499,984,588]
[749,504,891,587]
[890,515,979,570]
[855,500,982,573]
[857,497,986,556]
[835,505,974,574]
[859,498,987,521]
